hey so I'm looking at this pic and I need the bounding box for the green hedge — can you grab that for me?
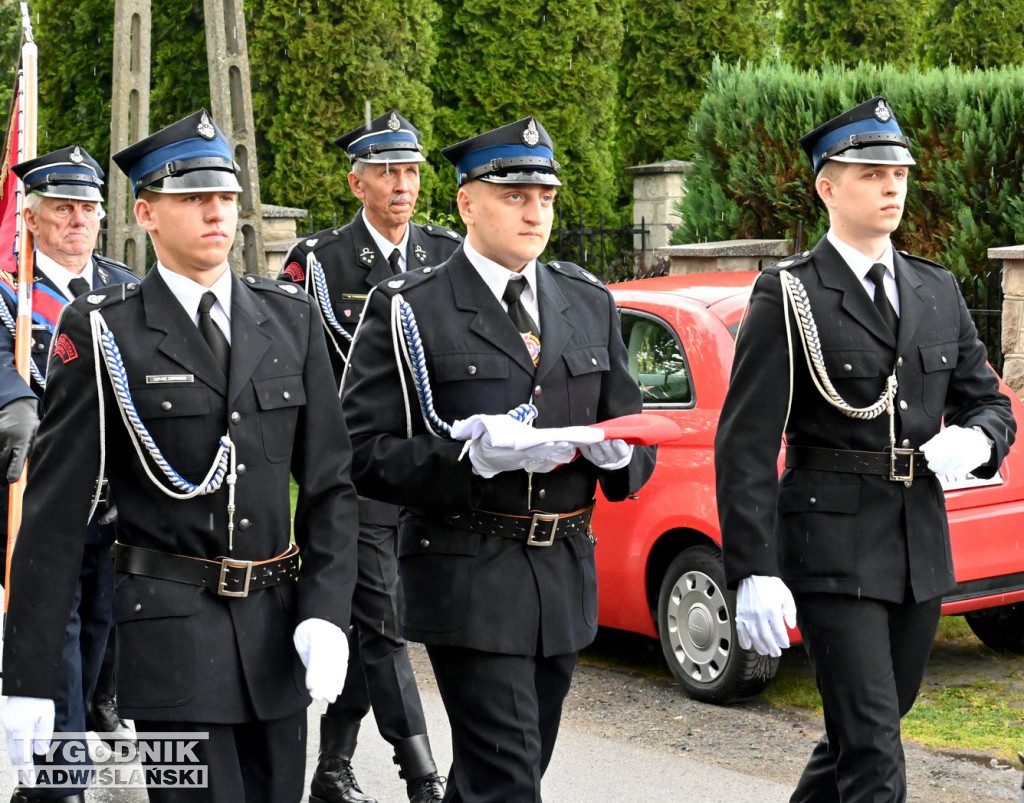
[675,60,1024,278]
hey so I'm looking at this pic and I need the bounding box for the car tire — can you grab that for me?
[656,545,779,704]
[964,604,1024,654]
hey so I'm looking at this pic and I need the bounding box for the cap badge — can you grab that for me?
[197,111,217,140]
[387,111,401,132]
[522,119,540,147]
[873,100,891,123]
[69,146,84,165]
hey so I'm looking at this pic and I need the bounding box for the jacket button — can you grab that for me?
[941,355,948,364]
[239,518,252,531]
[843,364,852,373]
[33,342,44,352]
[901,439,911,447]
[282,390,291,400]
[809,497,816,505]
[236,463,246,475]
[897,357,904,367]
[899,400,908,411]
[467,365,477,375]
[231,411,241,423]
[161,401,172,411]
[134,603,142,613]
[420,539,430,548]
[534,385,542,396]
[538,489,547,500]
[591,357,598,366]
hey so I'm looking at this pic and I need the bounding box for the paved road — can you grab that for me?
[0,669,793,802]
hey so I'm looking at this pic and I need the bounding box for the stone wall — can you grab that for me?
[991,245,1024,399]
[626,160,693,253]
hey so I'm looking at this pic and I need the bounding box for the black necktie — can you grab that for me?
[198,291,230,376]
[867,263,898,335]
[68,277,90,298]
[388,248,402,275]
[503,276,541,364]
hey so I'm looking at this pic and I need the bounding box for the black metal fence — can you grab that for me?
[960,270,1003,371]
[544,211,652,283]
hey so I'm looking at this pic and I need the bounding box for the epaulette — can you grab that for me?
[763,250,813,275]
[420,223,463,242]
[242,273,309,300]
[898,250,950,272]
[94,253,135,275]
[376,264,439,293]
[73,281,141,310]
[546,260,606,288]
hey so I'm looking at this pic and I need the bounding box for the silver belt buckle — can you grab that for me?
[889,447,915,483]
[218,558,254,597]
[526,513,559,547]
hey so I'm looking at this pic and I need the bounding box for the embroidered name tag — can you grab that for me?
[146,374,195,384]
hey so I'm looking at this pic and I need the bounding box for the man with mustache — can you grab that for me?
[279,110,457,803]
[715,96,1016,802]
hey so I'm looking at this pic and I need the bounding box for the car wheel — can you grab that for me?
[656,544,779,704]
[964,604,1024,654]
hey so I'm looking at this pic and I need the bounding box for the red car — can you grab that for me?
[594,272,1024,703]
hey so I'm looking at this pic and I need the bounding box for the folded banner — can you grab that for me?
[450,412,681,451]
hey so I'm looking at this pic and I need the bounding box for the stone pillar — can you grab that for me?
[262,204,308,277]
[107,0,151,274]
[658,239,789,275]
[204,0,265,275]
[626,160,693,255]
[990,245,1024,399]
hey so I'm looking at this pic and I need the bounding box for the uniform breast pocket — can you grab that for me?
[331,298,366,332]
[777,478,861,579]
[432,352,510,413]
[130,385,213,474]
[822,348,889,407]
[919,341,957,416]
[254,373,306,462]
[563,347,610,424]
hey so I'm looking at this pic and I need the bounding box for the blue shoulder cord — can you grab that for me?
[0,289,48,388]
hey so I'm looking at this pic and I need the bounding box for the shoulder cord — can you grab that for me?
[0,293,48,389]
[308,251,354,366]
[387,292,537,439]
[778,269,898,447]
[88,309,239,547]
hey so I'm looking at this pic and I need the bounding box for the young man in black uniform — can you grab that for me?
[2,110,359,802]
[342,117,656,802]
[0,145,137,803]
[279,110,457,803]
[715,97,1016,802]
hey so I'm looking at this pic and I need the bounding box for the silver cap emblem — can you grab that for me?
[197,111,216,140]
[522,119,540,147]
[387,111,401,132]
[874,100,891,123]
[69,146,85,165]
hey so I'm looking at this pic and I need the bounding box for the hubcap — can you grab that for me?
[664,568,732,684]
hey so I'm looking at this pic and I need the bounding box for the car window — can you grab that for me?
[619,310,694,407]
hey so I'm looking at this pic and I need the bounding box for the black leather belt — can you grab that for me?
[114,542,300,598]
[410,505,594,547]
[785,446,934,482]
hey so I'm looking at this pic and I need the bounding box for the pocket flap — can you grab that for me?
[114,575,204,622]
[130,385,211,419]
[822,349,883,379]
[563,347,609,376]
[433,352,509,382]
[920,341,956,373]
[778,480,861,514]
[253,374,306,410]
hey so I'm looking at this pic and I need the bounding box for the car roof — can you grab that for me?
[608,271,758,327]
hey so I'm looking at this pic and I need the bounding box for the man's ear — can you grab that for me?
[347,171,364,201]
[134,197,156,232]
[456,185,474,228]
[22,207,38,235]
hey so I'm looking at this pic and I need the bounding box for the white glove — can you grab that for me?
[4,696,55,777]
[736,576,797,658]
[293,618,349,703]
[579,438,633,470]
[465,432,577,478]
[920,425,993,481]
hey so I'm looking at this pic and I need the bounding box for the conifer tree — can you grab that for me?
[919,0,1024,69]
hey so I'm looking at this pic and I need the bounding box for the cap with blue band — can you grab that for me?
[442,117,561,187]
[334,110,426,164]
[13,145,104,202]
[800,97,915,175]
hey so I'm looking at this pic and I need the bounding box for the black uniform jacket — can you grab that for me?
[280,212,462,383]
[0,254,136,407]
[342,246,656,656]
[2,268,359,723]
[716,238,1016,603]
[280,211,461,529]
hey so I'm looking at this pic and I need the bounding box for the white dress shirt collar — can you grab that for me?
[362,209,410,272]
[35,250,95,300]
[156,263,233,343]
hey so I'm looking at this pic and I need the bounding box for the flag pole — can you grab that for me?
[5,2,37,597]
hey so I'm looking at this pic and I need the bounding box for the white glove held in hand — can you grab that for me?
[466,432,576,478]
[736,576,797,658]
[579,438,633,470]
[4,696,54,776]
[293,618,349,703]
[920,425,992,480]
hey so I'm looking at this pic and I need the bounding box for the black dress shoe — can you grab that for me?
[309,757,377,803]
[407,772,445,803]
[85,694,137,749]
